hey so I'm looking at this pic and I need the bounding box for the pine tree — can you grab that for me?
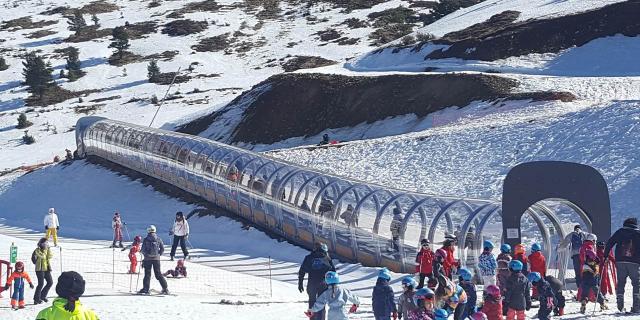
[67,9,87,34]
[108,26,130,60]
[17,113,33,129]
[0,56,8,71]
[65,46,82,81]
[22,52,54,101]
[147,59,160,83]
[91,14,100,27]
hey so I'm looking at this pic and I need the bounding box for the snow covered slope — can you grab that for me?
[0,0,436,170]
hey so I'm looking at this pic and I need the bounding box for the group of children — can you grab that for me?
[308,235,616,320]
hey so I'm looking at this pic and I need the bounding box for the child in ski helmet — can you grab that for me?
[496,244,512,295]
[433,308,448,320]
[579,249,607,313]
[3,262,34,310]
[527,272,555,320]
[504,260,531,320]
[458,268,477,319]
[512,244,528,275]
[163,259,187,278]
[307,271,360,320]
[398,276,419,319]
[470,312,488,320]
[595,240,615,298]
[409,287,435,320]
[481,285,503,320]
[433,248,447,280]
[415,239,435,289]
[528,243,546,300]
[478,240,498,286]
[372,268,397,319]
[111,211,124,248]
[435,274,467,320]
[127,235,142,274]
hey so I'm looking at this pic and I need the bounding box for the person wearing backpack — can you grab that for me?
[139,225,169,295]
[559,225,585,288]
[32,238,53,305]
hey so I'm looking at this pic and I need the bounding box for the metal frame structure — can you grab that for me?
[75,117,583,275]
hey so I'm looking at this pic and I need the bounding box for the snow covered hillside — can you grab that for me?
[0,0,441,170]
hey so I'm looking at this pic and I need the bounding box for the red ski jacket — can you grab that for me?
[528,251,546,277]
[415,248,434,274]
[482,297,503,320]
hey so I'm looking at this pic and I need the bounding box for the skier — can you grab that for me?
[496,244,512,296]
[579,249,607,313]
[458,268,477,319]
[408,287,435,320]
[415,238,434,289]
[111,211,124,248]
[3,262,34,309]
[318,133,330,146]
[299,242,336,320]
[300,199,311,213]
[31,238,53,305]
[397,276,419,319]
[372,268,397,320]
[559,225,585,288]
[138,225,169,295]
[544,275,565,316]
[305,271,360,320]
[435,275,467,320]
[527,272,555,320]
[433,308,449,320]
[169,211,190,261]
[480,285,503,320]
[35,271,98,319]
[126,235,142,274]
[503,260,531,320]
[596,240,616,298]
[44,208,60,247]
[163,259,187,278]
[478,240,498,285]
[577,233,597,299]
[441,238,459,279]
[528,243,546,299]
[604,217,640,313]
[433,248,447,280]
[511,244,528,275]
[319,195,335,219]
[339,204,357,228]
[390,206,403,252]
[65,149,73,161]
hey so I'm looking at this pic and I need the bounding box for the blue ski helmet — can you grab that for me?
[500,244,511,253]
[483,240,495,250]
[509,260,523,271]
[527,272,542,283]
[325,271,339,285]
[378,268,391,281]
[531,243,542,252]
[458,268,473,281]
[434,308,449,320]
[401,276,418,288]
[413,287,435,305]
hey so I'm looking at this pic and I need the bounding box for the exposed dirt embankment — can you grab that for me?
[177,73,574,145]
[426,1,640,61]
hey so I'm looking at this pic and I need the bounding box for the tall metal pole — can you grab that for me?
[148,67,182,128]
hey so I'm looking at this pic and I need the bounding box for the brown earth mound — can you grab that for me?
[426,1,640,61]
[177,73,575,145]
[1,17,57,31]
[281,56,338,72]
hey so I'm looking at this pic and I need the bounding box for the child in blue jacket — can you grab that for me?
[372,268,398,320]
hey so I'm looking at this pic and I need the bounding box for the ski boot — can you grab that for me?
[118,241,124,248]
[600,303,609,311]
[160,288,170,295]
[42,298,48,303]
[580,301,587,314]
[137,289,149,295]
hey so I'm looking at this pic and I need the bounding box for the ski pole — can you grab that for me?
[59,247,63,271]
[123,223,131,243]
[135,253,142,292]
[186,238,195,250]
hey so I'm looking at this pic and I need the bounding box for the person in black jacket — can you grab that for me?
[528,272,555,320]
[372,268,397,320]
[298,242,336,320]
[545,275,566,316]
[604,217,640,313]
[504,260,531,320]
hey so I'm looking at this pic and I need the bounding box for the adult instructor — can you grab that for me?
[139,225,169,295]
[298,242,336,320]
[604,217,640,313]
